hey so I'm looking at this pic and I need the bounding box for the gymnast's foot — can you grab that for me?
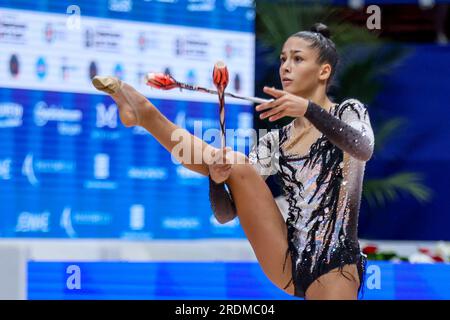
[92,76,140,127]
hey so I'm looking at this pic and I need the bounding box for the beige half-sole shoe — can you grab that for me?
[92,76,121,95]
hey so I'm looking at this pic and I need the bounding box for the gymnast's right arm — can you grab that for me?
[208,177,237,224]
[208,148,237,224]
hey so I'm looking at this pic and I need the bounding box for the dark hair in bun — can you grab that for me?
[310,22,331,39]
[290,23,338,86]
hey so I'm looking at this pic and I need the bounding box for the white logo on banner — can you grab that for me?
[175,36,209,59]
[15,211,50,233]
[60,207,77,238]
[94,153,110,180]
[96,103,118,128]
[34,101,82,135]
[127,167,167,180]
[108,0,133,12]
[22,153,75,186]
[224,0,253,11]
[0,159,12,180]
[0,103,23,128]
[84,154,116,189]
[22,154,38,186]
[130,204,145,231]
[162,217,200,230]
[187,0,215,11]
[61,207,113,237]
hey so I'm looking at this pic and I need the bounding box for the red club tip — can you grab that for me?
[145,72,178,90]
[213,61,229,90]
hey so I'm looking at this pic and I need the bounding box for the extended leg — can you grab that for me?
[92,77,295,294]
[93,76,214,176]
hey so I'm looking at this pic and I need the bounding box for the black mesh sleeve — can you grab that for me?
[209,177,237,224]
[304,101,374,161]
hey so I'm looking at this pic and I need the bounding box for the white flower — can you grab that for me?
[434,241,450,262]
[408,252,434,264]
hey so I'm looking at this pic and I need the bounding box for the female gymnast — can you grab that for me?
[92,23,374,300]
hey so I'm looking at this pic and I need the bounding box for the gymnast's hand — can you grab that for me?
[209,147,233,184]
[256,86,309,122]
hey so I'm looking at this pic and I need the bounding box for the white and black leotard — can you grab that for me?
[210,98,375,298]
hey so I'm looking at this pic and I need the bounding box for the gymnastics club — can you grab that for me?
[212,61,228,149]
[145,72,273,104]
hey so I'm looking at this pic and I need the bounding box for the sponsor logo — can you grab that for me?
[164,67,172,76]
[60,207,113,238]
[91,102,119,142]
[84,154,117,189]
[129,204,145,231]
[113,63,124,80]
[61,57,77,81]
[136,63,146,84]
[96,103,118,128]
[108,0,133,12]
[34,101,82,136]
[94,153,110,180]
[175,36,209,59]
[0,14,27,44]
[36,56,47,80]
[162,217,200,230]
[224,0,253,11]
[224,41,244,59]
[0,158,12,180]
[127,167,168,180]
[9,54,20,78]
[15,211,50,233]
[186,69,197,86]
[0,102,23,128]
[89,61,98,80]
[84,26,122,52]
[233,73,241,92]
[22,153,75,186]
[187,0,215,11]
[43,22,67,43]
[137,31,160,52]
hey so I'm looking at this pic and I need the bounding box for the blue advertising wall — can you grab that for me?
[28,261,450,300]
[0,0,255,239]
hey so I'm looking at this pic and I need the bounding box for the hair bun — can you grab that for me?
[310,23,331,39]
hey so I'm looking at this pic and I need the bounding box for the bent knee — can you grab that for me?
[229,154,258,181]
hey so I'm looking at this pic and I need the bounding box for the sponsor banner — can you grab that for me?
[0,87,251,239]
[0,0,254,32]
[0,7,254,104]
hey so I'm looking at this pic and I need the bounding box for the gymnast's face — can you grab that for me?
[279,36,331,96]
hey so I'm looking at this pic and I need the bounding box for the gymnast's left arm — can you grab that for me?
[303,100,375,161]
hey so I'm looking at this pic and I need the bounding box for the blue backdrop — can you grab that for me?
[360,44,450,241]
[28,261,450,300]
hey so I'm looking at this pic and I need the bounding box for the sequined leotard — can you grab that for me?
[209,98,374,298]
